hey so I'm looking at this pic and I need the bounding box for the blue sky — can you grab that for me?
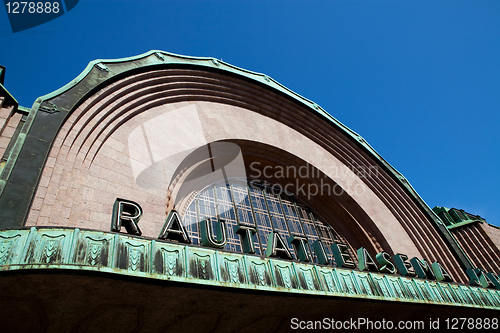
[1,1,499,226]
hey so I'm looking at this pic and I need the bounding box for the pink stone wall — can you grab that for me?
[28,100,420,257]
[24,68,468,282]
[0,97,20,159]
[451,223,500,274]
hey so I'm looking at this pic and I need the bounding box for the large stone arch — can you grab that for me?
[166,138,391,255]
[0,51,466,282]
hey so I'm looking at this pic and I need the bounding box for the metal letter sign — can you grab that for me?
[200,218,228,248]
[288,234,310,262]
[331,242,356,268]
[111,198,142,236]
[266,232,293,260]
[393,254,417,277]
[159,210,191,244]
[357,247,379,272]
[376,251,397,274]
[235,223,257,254]
[105,199,500,288]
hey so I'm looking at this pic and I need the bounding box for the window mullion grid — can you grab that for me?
[240,182,263,256]
[214,183,240,252]
[279,195,315,262]
[292,201,318,263]
[262,187,296,258]
[309,212,333,262]
[252,185,274,253]
[192,198,201,245]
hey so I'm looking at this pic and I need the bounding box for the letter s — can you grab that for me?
[291,318,299,330]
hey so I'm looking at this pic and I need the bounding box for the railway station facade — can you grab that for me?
[0,52,499,332]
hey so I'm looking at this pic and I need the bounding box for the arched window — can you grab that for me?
[183,178,350,264]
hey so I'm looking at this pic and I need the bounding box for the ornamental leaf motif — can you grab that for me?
[323,273,335,292]
[225,259,239,283]
[277,265,292,288]
[452,286,467,304]
[376,279,389,297]
[359,277,371,295]
[0,235,20,265]
[88,242,102,266]
[44,239,59,263]
[128,248,141,271]
[302,270,314,290]
[162,249,179,276]
[254,263,266,286]
[339,274,355,294]
[430,284,444,302]
[392,280,404,298]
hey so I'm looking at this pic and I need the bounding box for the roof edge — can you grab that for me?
[0,83,19,107]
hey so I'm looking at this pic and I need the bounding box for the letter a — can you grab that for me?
[159,210,191,243]
[266,232,293,260]
[357,247,379,272]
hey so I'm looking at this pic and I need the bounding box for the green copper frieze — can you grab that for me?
[0,227,499,310]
